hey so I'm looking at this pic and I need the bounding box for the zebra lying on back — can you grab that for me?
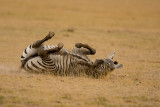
[20,31,123,78]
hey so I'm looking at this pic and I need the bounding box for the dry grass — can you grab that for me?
[0,0,160,106]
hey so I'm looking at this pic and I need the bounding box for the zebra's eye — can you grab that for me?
[106,62,110,67]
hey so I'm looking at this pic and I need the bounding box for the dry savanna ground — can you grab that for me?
[0,0,160,107]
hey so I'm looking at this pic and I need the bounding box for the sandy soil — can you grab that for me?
[0,0,160,106]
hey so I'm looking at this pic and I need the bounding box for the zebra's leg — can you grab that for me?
[75,43,96,55]
[38,43,64,58]
[32,31,55,48]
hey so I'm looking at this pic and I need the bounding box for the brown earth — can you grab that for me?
[0,0,160,106]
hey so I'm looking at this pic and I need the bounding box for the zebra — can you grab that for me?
[20,31,123,78]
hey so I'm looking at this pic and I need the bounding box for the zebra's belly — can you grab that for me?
[24,56,48,73]
[24,54,90,75]
[24,56,62,73]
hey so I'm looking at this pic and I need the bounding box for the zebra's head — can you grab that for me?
[93,52,123,77]
[105,52,123,70]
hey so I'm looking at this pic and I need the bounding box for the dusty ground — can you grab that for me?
[0,0,160,107]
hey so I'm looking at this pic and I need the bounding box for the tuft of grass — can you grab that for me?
[25,100,40,106]
[54,104,64,107]
[0,95,5,104]
[95,96,107,105]
[86,96,117,107]
[8,96,22,103]
[61,93,72,100]
[123,96,160,103]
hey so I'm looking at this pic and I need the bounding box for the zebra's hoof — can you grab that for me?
[75,43,83,48]
[44,32,55,41]
[58,43,64,49]
[48,31,55,38]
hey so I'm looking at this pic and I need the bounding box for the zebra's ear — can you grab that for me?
[115,64,123,69]
[108,52,115,60]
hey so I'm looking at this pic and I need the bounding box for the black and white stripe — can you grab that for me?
[21,44,42,62]
[21,44,122,77]
[24,53,90,75]
[21,44,90,75]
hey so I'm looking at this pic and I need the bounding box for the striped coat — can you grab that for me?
[21,44,95,76]
[21,43,122,78]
